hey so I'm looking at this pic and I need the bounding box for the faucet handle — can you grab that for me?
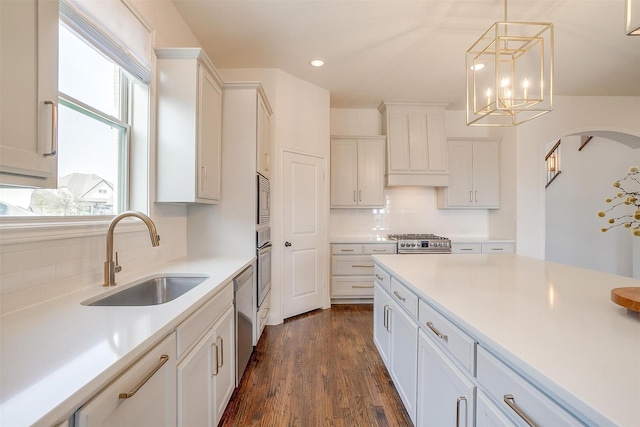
[114,252,122,274]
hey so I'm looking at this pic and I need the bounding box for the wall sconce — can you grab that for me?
[547,155,557,172]
[545,139,561,188]
[627,0,640,35]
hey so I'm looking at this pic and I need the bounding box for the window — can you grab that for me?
[0,23,146,217]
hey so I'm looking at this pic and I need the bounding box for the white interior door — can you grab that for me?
[282,150,327,319]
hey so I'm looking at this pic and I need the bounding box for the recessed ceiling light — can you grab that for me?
[470,63,485,71]
[310,59,325,67]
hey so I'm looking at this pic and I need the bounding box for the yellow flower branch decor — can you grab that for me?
[598,166,640,236]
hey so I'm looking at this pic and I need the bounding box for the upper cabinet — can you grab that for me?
[378,101,448,187]
[0,0,59,188]
[437,138,500,209]
[256,93,272,178]
[156,48,223,204]
[330,136,385,208]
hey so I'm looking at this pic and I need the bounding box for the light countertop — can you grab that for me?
[330,235,392,243]
[372,254,640,427]
[0,255,254,427]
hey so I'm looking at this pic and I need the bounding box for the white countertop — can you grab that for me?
[330,235,392,243]
[372,254,640,427]
[0,255,254,427]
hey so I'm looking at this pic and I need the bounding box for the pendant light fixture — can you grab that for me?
[466,0,554,126]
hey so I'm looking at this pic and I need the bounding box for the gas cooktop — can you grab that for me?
[387,234,452,254]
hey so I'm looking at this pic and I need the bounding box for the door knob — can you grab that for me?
[285,242,292,247]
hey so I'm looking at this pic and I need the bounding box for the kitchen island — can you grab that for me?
[373,253,640,427]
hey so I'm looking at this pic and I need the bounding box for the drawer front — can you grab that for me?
[452,243,482,254]
[363,243,397,254]
[331,255,374,275]
[390,278,418,319]
[331,244,364,255]
[418,299,476,375]
[373,264,391,290]
[331,276,375,297]
[176,282,233,360]
[477,346,583,427]
[256,289,270,344]
[481,243,514,254]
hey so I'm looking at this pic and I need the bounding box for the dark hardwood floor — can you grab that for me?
[219,304,413,426]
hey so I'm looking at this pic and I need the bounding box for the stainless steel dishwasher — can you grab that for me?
[233,264,255,384]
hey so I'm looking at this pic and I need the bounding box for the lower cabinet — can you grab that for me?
[74,333,177,427]
[476,390,516,427]
[417,330,475,427]
[177,305,235,427]
[373,280,418,423]
[331,243,396,301]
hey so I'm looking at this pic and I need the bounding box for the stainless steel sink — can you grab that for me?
[85,275,209,306]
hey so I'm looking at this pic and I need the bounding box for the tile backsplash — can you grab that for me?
[0,215,187,315]
[329,187,491,239]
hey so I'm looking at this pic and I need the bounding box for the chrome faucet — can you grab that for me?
[104,211,160,286]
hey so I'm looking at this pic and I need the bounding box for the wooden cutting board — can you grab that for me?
[611,287,640,312]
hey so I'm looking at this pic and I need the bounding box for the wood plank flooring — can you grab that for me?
[219,304,413,426]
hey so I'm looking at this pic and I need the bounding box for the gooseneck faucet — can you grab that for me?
[104,211,161,286]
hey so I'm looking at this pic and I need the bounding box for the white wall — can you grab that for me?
[217,68,331,325]
[0,0,198,315]
[515,96,640,259]
[545,135,639,276]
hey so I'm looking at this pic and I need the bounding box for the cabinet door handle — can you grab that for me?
[201,166,208,189]
[375,274,384,281]
[352,264,374,268]
[353,190,357,202]
[217,336,224,368]
[469,191,473,203]
[474,191,478,203]
[383,305,389,330]
[456,396,467,427]
[359,189,362,202]
[119,354,169,399]
[504,394,538,427]
[426,321,448,342]
[393,290,406,302]
[212,343,219,376]
[351,285,374,289]
[44,101,58,156]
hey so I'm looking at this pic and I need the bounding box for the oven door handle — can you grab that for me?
[258,243,272,253]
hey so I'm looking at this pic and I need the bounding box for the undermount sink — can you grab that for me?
[85,275,209,306]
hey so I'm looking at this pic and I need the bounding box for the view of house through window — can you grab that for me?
[0,23,135,216]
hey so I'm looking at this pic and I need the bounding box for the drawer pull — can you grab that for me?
[372,249,386,252]
[504,394,538,427]
[340,249,355,252]
[426,321,448,342]
[352,264,374,268]
[460,248,474,251]
[119,355,169,399]
[375,274,384,281]
[456,396,467,427]
[393,291,406,302]
[490,248,504,251]
[351,285,374,289]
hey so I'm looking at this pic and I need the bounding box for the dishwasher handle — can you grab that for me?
[233,265,254,291]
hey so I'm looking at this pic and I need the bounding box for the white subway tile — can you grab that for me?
[23,265,56,287]
[2,249,41,274]
[0,271,24,294]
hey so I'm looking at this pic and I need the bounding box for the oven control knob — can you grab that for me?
[411,243,416,247]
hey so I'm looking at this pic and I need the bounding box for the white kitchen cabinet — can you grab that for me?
[417,329,476,427]
[378,101,449,187]
[452,241,514,254]
[0,0,58,188]
[74,333,177,427]
[438,138,500,209]
[156,48,223,204]
[256,94,272,178]
[331,243,395,300]
[373,274,418,424]
[330,137,385,208]
[476,390,516,427]
[177,305,235,427]
[477,346,583,427]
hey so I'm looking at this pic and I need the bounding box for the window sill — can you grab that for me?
[0,216,150,245]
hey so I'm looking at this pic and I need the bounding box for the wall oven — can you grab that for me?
[255,227,271,344]
[257,173,270,225]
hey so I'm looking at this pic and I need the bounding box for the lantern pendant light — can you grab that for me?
[466,0,554,126]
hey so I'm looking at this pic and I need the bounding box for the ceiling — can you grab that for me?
[172,0,640,110]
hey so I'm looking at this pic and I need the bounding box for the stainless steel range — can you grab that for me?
[388,233,452,254]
